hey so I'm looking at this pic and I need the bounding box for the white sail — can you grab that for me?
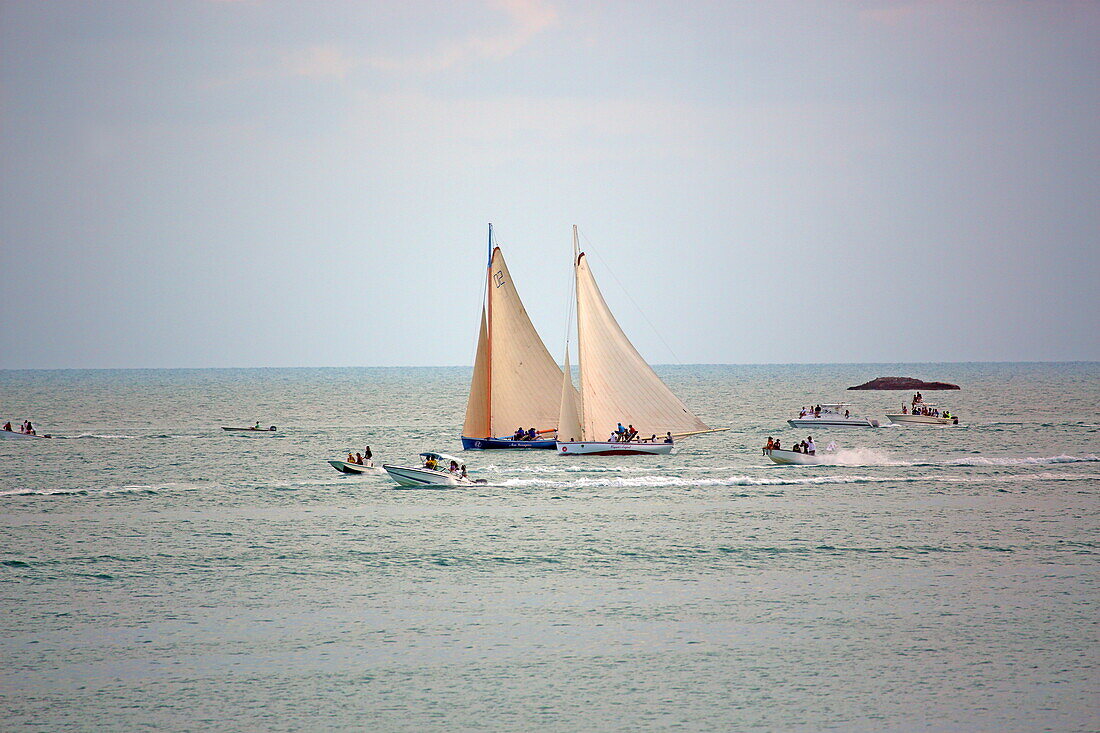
[557,345,583,442]
[573,234,710,439]
[462,242,564,438]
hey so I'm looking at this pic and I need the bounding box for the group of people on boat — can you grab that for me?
[797,405,850,419]
[345,446,373,466]
[763,436,816,455]
[901,404,951,418]
[3,420,36,435]
[423,455,469,479]
[510,427,542,441]
[607,422,673,444]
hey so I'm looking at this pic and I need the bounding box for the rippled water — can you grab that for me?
[1,363,1098,731]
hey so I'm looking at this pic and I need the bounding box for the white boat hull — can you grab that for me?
[382,464,483,487]
[787,418,879,428]
[886,414,958,425]
[328,460,384,475]
[222,426,277,434]
[0,429,50,439]
[556,441,673,456]
[765,448,825,465]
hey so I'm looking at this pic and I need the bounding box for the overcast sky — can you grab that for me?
[1,1,1097,368]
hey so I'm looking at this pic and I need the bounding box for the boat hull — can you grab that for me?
[382,464,482,487]
[765,448,825,465]
[461,436,557,450]
[886,414,958,425]
[328,460,384,475]
[0,430,50,440]
[556,441,673,456]
[787,418,879,428]
[222,426,277,434]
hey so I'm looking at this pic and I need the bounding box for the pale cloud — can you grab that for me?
[284,45,357,79]
[368,0,558,73]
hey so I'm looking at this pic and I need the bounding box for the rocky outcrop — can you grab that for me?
[848,376,960,391]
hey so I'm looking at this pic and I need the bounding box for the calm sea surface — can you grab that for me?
[1,363,1098,731]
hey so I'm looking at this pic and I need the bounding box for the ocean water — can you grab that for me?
[1,362,1098,731]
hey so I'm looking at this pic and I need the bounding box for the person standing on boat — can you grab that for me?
[806,436,816,455]
[363,446,372,463]
[763,437,773,455]
[615,422,626,441]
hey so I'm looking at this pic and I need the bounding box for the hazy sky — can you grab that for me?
[2,1,1097,368]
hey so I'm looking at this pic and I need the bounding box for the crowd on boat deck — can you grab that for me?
[764,436,816,455]
[901,402,951,418]
[605,422,673,443]
[797,405,850,419]
[510,427,541,441]
[2,420,36,435]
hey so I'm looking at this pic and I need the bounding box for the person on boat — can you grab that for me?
[763,437,774,455]
[253,421,261,430]
[648,434,657,443]
[353,453,363,465]
[799,407,807,418]
[347,452,355,463]
[449,460,459,473]
[2,422,10,432]
[615,422,626,441]
[25,421,34,435]
[624,425,636,442]
[526,427,538,441]
[773,438,781,450]
[425,456,438,470]
[460,464,468,479]
[806,436,816,455]
[664,432,673,444]
[844,410,850,419]
[364,446,372,462]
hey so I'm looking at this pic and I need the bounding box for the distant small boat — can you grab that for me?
[788,404,879,428]
[382,452,487,487]
[328,459,384,475]
[222,425,277,433]
[764,447,827,465]
[0,428,51,440]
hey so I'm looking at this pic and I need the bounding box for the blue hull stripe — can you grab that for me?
[461,436,557,450]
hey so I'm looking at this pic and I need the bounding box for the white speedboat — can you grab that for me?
[328,459,384,475]
[0,428,51,440]
[886,404,958,425]
[788,404,879,428]
[382,452,487,488]
[764,447,828,465]
[222,425,277,433]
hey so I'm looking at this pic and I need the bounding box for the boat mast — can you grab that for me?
[572,224,584,440]
[486,223,493,438]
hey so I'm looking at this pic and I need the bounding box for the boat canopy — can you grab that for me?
[420,452,462,464]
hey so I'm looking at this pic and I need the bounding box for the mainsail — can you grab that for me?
[562,225,710,440]
[557,345,583,443]
[462,229,564,439]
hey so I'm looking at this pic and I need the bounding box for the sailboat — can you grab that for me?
[556,226,722,456]
[461,224,567,450]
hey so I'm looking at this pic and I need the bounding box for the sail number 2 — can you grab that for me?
[494,270,506,288]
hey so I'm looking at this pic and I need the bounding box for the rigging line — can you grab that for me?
[578,228,685,366]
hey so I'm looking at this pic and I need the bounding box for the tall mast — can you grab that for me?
[572,224,584,440]
[486,223,493,438]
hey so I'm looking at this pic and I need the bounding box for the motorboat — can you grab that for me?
[222,425,277,433]
[554,226,726,457]
[886,404,959,425]
[328,459,384,475]
[461,225,564,451]
[382,452,487,487]
[0,427,52,439]
[787,404,879,428]
[764,445,838,465]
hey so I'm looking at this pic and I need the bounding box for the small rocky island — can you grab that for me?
[848,376,960,391]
